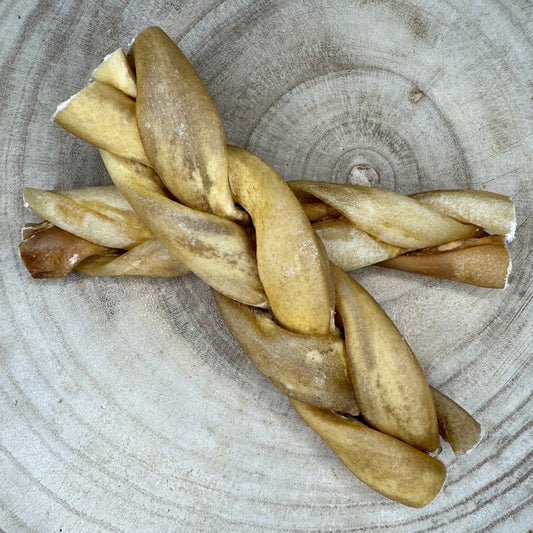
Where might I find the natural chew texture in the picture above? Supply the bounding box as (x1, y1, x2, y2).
(21, 182, 514, 289)
(20, 26, 515, 507)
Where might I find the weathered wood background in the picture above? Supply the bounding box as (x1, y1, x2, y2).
(1, 1, 531, 531)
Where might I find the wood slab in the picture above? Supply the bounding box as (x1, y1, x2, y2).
(1, 1, 531, 531)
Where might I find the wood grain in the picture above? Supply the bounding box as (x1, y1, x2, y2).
(1, 0, 532, 531)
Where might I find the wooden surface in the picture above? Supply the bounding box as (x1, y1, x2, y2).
(1, 1, 532, 531)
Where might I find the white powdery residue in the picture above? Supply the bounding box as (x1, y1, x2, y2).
(282, 266, 296, 278)
(51, 91, 79, 122)
(313, 373, 327, 387)
(177, 123, 185, 136)
(176, 221, 193, 236)
(305, 349, 323, 364)
(68, 254, 81, 268)
(298, 238, 320, 259)
(144, 122, 151, 129)
(102, 50, 114, 63)
(504, 257, 513, 289)
(506, 217, 516, 243)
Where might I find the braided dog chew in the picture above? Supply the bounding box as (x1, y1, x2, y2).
(21, 26, 495, 506)
(21, 179, 513, 288)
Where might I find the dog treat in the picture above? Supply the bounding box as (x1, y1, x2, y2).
(21, 26, 516, 506)
(21, 183, 513, 287)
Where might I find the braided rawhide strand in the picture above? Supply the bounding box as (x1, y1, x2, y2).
(22, 165, 513, 289)
(21, 27, 516, 507)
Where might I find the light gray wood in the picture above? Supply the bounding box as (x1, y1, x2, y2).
(1, 1, 531, 531)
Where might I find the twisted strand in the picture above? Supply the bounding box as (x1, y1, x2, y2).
(22, 176, 512, 288)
